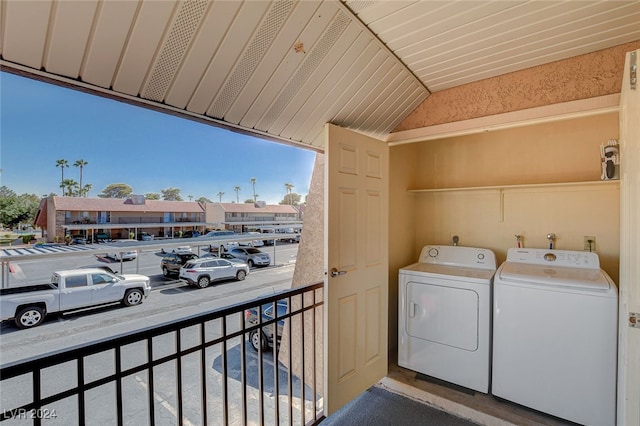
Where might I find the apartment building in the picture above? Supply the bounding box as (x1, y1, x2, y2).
(34, 196, 206, 242)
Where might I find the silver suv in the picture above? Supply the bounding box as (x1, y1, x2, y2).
(179, 258, 249, 288)
(227, 247, 271, 267)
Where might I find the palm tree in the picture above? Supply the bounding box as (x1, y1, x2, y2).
(217, 191, 225, 202)
(188, 195, 193, 201)
(233, 186, 241, 203)
(73, 159, 88, 197)
(56, 159, 68, 194)
(284, 183, 294, 204)
(61, 179, 77, 196)
(80, 183, 92, 197)
(250, 177, 257, 203)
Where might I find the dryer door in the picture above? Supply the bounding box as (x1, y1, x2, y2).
(406, 281, 479, 351)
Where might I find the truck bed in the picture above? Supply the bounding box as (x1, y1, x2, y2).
(0, 283, 57, 296)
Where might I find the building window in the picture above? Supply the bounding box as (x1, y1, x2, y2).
(98, 211, 109, 224)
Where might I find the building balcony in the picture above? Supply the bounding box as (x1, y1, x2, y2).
(0, 283, 324, 425)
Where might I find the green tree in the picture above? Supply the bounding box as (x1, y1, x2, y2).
(0, 186, 41, 228)
(55, 159, 68, 195)
(279, 192, 301, 206)
(145, 193, 161, 200)
(73, 159, 88, 197)
(161, 187, 182, 201)
(217, 191, 224, 202)
(98, 183, 133, 198)
(244, 198, 255, 203)
(233, 186, 241, 203)
(284, 183, 294, 204)
(197, 196, 212, 203)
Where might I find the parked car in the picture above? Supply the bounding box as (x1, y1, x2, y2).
(161, 252, 199, 277)
(227, 247, 271, 267)
(173, 246, 193, 254)
(240, 232, 264, 247)
(109, 250, 137, 261)
(0, 268, 150, 329)
(221, 241, 239, 251)
(71, 236, 88, 245)
(181, 230, 200, 238)
(203, 230, 235, 238)
(200, 252, 246, 264)
(138, 232, 154, 241)
(94, 232, 110, 243)
(245, 300, 287, 351)
(179, 258, 249, 288)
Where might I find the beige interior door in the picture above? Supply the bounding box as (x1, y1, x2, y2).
(618, 49, 640, 426)
(324, 123, 389, 415)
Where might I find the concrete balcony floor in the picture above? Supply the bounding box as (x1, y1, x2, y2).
(380, 361, 576, 426)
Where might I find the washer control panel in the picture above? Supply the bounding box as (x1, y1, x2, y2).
(506, 248, 600, 269)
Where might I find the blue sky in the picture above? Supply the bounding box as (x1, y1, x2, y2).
(1, 72, 316, 204)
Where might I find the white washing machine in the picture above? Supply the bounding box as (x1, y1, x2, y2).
(492, 248, 618, 426)
(398, 245, 496, 393)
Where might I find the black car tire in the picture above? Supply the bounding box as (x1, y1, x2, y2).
(250, 330, 268, 352)
(236, 270, 247, 281)
(248, 259, 254, 268)
(15, 306, 45, 329)
(197, 276, 210, 289)
(123, 289, 144, 306)
(162, 267, 171, 277)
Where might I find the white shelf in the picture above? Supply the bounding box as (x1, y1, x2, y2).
(408, 180, 619, 193)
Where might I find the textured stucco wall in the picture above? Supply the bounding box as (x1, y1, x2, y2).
(394, 40, 640, 131)
(280, 153, 324, 394)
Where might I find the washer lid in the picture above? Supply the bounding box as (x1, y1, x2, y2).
(400, 262, 495, 283)
(498, 262, 611, 291)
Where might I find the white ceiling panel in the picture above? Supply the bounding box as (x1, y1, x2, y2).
(113, 1, 176, 96)
(225, 1, 325, 125)
(164, 0, 242, 109)
(280, 27, 371, 140)
(186, 1, 272, 114)
(1, 1, 52, 68)
(2, 0, 638, 151)
(44, 1, 98, 77)
(236, 1, 334, 129)
(255, 8, 353, 132)
(82, 1, 139, 88)
(265, 21, 363, 137)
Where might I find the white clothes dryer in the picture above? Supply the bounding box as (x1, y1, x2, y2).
(492, 248, 618, 426)
(398, 245, 496, 393)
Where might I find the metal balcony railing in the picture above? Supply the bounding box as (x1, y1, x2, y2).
(0, 283, 325, 425)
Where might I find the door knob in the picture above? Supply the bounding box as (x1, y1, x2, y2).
(330, 268, 347, 277)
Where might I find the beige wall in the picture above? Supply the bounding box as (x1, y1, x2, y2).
(395, 40, 640, 130)
(205, 204, 225, 224)
(389, 112, 621, 350)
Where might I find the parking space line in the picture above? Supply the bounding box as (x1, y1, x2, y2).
(134, 375, 195, 426)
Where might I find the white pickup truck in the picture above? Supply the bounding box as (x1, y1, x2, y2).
(0, 268, 151, 329)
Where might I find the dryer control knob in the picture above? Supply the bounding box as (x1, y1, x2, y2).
(428, 248, 439, 258)
(477, 253, 485, 260)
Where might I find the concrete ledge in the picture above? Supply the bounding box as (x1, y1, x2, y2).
(377, 376, 517, 426)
